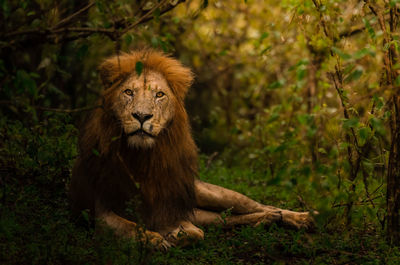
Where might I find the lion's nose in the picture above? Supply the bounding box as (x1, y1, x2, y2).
(132, 112, 153, 124)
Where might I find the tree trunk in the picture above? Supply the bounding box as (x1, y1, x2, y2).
(387, 95, 400, 243)
(385, 4, 400, 244)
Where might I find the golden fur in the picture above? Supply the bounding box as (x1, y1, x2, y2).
(70, 50, 198, 231)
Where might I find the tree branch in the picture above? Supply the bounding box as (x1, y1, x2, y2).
(51, 2, 95, 30)
(121, 0, 171, 35)
(35, 104, 102, 113)
(0, 100, 102, 113)
(2, 0, 186, 43)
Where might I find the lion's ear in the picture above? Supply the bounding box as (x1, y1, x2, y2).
(99, 58, 130, 89)
(98, 61, 115, 88)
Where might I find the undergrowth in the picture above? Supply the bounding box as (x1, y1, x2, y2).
(1, 116, 399, 265)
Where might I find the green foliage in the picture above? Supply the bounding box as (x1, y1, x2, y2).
(1, 0, 400, 263)
(135, 61, 144, 76)
(1, 147, 399, 264)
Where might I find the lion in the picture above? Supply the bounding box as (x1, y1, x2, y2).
(70, 49, 315, 249)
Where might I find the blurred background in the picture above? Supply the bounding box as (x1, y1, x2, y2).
(1, 0, 400, 264)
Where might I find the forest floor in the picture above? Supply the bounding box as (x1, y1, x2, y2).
(0, 118, 399, 265)
(2, 157, 400, 265)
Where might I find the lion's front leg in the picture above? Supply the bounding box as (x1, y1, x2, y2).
(194, 180, 316, 229)
(95, 202, 171, 250)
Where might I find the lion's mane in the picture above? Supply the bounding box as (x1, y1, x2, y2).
(70, 50, 198, 231)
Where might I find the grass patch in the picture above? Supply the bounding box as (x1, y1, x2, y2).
(1, 118, 399, 264)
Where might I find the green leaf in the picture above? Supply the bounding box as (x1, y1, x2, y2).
(260, 46, 271, 55)
(267, 113, 279, 123)
(260, 32, 269, 42)
(318, 148, 327, 154)
(124, 34, 134, 46)
(135, 61, 143, 76)
(268, 79, 285, 89)
(92, 148, 100, 156)
(219, 50, 228, 56)
(331, 47, 351, 60)
(370, 117, 386, 135)
(363, 18, 376, 40)
(343, 63, 355, 76)
(358, 127, 371, 146)
(172, 16, 180, 23)
(344, 67, 363, 83)
(158, 39, 168, 52)
(296, 66, 307, 81)
(342, 118, 359, 129)
(297, 114, 312, 125)
(353, 47, 375, 59)
(111, 136, 120, 142)
(81, 210, 89, 223)
(390, 0, 400, 7)
(395, 75, 400, 86)
(373, 95, 384, 110)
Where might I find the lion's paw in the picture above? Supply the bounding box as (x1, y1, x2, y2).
(254, 210, 283, 227)
(144, 230, 172, 251)
(165, 221, 204, 246)
(281, 210, 318, 231)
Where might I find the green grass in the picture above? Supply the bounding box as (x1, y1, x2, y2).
(1, 118, 400, 264)
(2, 163, 399, 265)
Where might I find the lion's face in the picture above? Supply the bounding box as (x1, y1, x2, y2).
(112, 70, 175, 148)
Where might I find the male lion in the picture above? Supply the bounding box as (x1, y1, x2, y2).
(70, 49, 315, 249)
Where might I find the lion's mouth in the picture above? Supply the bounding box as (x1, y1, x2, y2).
(127, 129, 155, 138)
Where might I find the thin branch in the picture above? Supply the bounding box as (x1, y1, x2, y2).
(339, 25, 365, 38)
(328, 72, 356, 175)
(51, 2, 95, 30)
(4, 27, 115, 39)
(121, 0, 171, 35)
(0, 100, 102, 113)
(206, 152, 219, 170)
(51, 27, 116, 34)
(50, 27, 115, 34)
(338, 13, 390, 38)
(332, 195, 384, 208)
(35, 105, 102, 113)
(4, 28, 46, 38)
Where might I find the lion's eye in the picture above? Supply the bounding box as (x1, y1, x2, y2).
(124, 89, 133, 96)
(156, 91, 165, 98)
